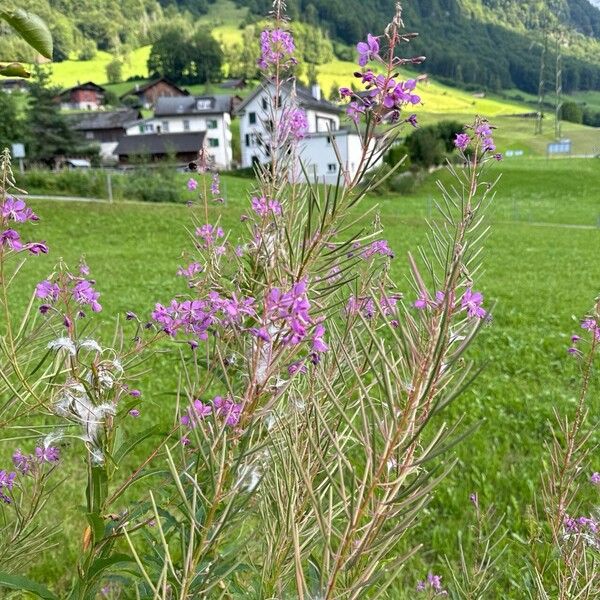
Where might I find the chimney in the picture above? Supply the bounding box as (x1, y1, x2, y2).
(311, 84, 321, 101)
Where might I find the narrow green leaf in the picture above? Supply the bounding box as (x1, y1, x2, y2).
(0, 572, 56, 599)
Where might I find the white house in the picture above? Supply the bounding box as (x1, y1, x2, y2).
(125, 95, 233, 169)
(235, 81, 379, 184)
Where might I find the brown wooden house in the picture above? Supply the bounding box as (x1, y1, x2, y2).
(114, 131, 206, 164)
(120, 77, 189, 109)
(57, 82, 105, 111)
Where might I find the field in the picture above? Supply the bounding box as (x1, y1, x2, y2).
(8, 158, 600, 593)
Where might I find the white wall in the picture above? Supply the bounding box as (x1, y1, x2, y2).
(238, 85, 341, 169)
(295, 132, 381, 185)
(125, 113, 232, 169)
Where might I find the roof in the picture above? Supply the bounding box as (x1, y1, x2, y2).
(65, 158, 91, 167)
(220, 78, 247, 89)
(154, 95, 233, 116)
(67, 109, 142, 131)
(59, 81, 105, 96)
(114, 131, 206, 156)
(120, 77, 189, 99)
(235, 81, 341, 115)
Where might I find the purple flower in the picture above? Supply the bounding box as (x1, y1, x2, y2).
(258, 29, 296, 69)
(475, 123, 492, 137)
(288, 360, 307, 375)
(72, 280, 102, 312)
(312, 323, 328, 353)
(407, 113, 418, 127)
(414, 294, 428, 310)
(285, 108, 309, 141)
(454, 133, 470, 150)
(210, 172, 220, 197)
(356, 33, 380, 67)
(461, 288, 486, 319)
(482, 137, 496, 152)
(26, 241, 49, 255)
(582, 318, 600, 341)
(361, 239, 394, 259)
(177, 262, 203, 278)
(470, 492, 479, 508)
(129, 409, 140, 418)
(126, 311, 137, 320)
(187, 178, 198, 191)
(195, 223, 224, 246)
(35, 446, 60, 463)
(12, 449, 32, 474)
(213, 396, 242, 426)
(251, 196, 282, 217)
(493, 153, 503, 161)
(0, 470, 16, 504)
(347, 101, 365, 124)
(36, 280, 60, 301)
(417, 573, 447, 596)
(339, 87, 352, 98)
(129, 389, 142, 398)
(0, 228, 23, 251)
(1, 198, 37, 222)
(591, 472, 600, 485)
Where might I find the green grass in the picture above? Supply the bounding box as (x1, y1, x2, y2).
(48, 46, 151, 89)
(7, 159, 600, 593)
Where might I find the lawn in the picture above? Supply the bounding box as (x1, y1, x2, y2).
(6, 158, 600, 594)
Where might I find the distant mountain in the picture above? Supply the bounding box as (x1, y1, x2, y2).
(239, 0, 600, 94)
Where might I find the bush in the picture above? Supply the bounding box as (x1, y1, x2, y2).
(560, 101, 583, 124)
(77, 39, 97, 61)
(389, 171, 419, 194)
(105, 59, 123, 84)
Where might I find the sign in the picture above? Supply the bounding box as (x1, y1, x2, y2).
(505, 150, 524, 157)
(11, 143, 25, 158)
(547, 140, 571, 155)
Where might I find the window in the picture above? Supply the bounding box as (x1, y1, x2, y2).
(245, 134, 250, 147)
(162, 121, 170, 133)
(138, 125, 144, 133)
(144, 123, 154, 133)
(207, 119, 218, 129)
(85, 131, 94, 140)
(249, 112, 257, 124)
(261, 97, 268, 110)
(208, 138, 219, 148)
(196, 99, 212, 110)
(183, 120, 190, 131)
(327, 163, 337, 173)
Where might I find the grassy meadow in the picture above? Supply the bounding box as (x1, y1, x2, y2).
(7, 157, 599, 594)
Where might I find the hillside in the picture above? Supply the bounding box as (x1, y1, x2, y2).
(236, 0, 600, 94)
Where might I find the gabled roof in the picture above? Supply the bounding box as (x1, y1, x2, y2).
(120, 77, 189, 99)
(235, 81, 341, 115)
(154, 95, 233, 116)
(58, 81, 105, 96)
(114, 131, 206, 156)
(67, 108, 142, 131)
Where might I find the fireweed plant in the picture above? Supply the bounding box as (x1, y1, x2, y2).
(0, 2, 541, 598)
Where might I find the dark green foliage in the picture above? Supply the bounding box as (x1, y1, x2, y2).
(0, 92, 23, 148)
(25, 67, 86, 166)
(405, 121, 463, 169)
(560, 100, 584, 123)
(582, 107, 600, 126)
(105, 59, 123, 84)
(237, 0, 600, 94)
(148, 26, 223, 84)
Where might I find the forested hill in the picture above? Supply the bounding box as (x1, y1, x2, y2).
(237, 0, 600, 94)
(3, 0, 600, 95)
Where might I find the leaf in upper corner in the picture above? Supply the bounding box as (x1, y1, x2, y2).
(0, 9, 53, 59)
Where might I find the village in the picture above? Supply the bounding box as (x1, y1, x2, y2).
(2, 75, 376, 183)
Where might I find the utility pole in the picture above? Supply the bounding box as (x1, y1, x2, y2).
(535, 26, 548, 135)
(554, 29, 563, 140)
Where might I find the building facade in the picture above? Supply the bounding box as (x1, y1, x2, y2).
(58, 82, 105, 111)
(124, 95, 233, 169)
(120, 78, 188, 109)
(235, 82, 378, 183)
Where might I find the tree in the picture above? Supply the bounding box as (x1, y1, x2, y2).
(25, 67, 81, 167)
(189, 28, 223, 84)
(105, 58, 123, 84)
(148, 26, 222, 84)
(0, 91, 23, 149)
(147, 25, 193, 82)
(560, 100, 583, 124)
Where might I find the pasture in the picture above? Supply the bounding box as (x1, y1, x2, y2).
(10, 157, 600, 593)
